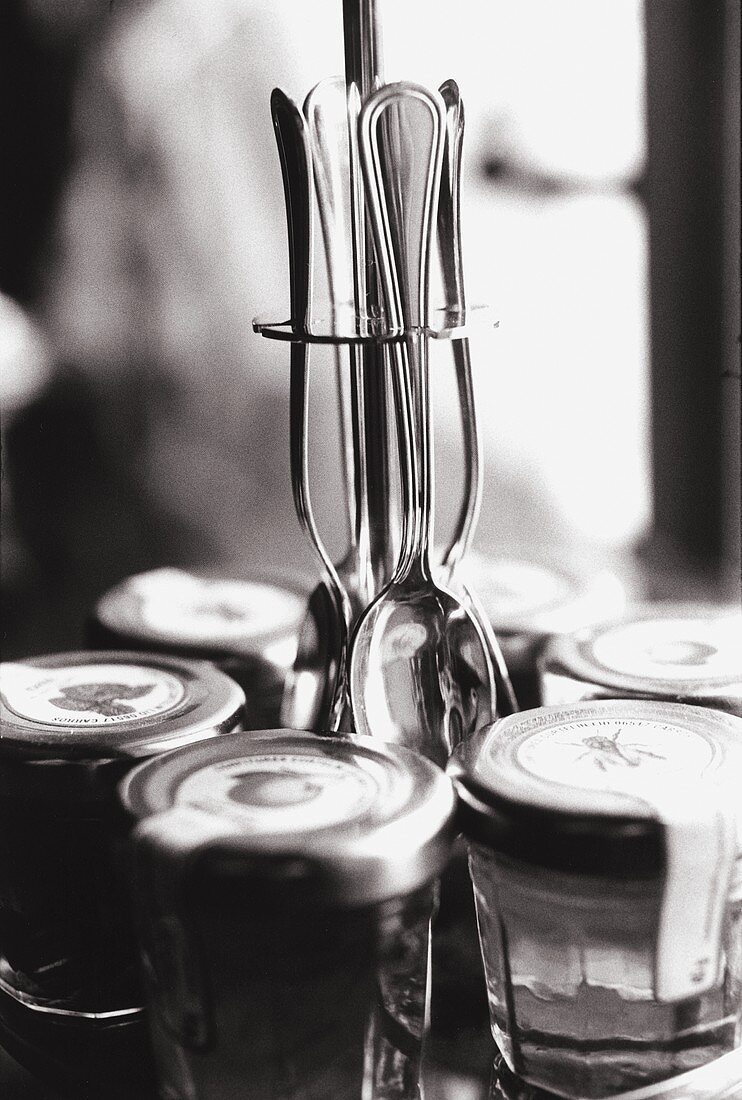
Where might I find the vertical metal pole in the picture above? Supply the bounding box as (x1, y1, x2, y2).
(342, 0, 395, 592)
(342, 0, 384, 101)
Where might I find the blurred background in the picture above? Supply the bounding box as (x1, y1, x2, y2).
(1, 0, 740, 661)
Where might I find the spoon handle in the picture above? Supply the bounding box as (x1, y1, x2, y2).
(435, 80, 518, 716)
(272, 89, 323, 559)
(358, 82, 446, 578)
(303, 77, 374, 609)
(271, 88, 349, 731)
(271, 88, 312, 329)
(304, 80, 357, 568)
(303, 77, 357, 327)
(437, 79, 482, 579)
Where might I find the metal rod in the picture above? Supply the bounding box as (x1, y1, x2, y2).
(342, 0, 384, 99)
(343, 0, 395, 591)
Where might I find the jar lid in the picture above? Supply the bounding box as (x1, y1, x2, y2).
(0, 652, 245, 761)
(540, 602, 742, 713)
(90, 569, 307, 670)
(459, 554, 626, 666)
(449, 699, 742, 1003)
(448, 699, 742, 867)
(119, 730, 457, 906)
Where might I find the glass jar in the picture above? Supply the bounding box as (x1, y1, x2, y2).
(539, 603, 742, 717)
(88, 567, 307, 726)
(459, 554, 626, 708)
(118, 729, 457, 1100)
(448, 700, 742, 1099)
(0, 651, 244, 1097)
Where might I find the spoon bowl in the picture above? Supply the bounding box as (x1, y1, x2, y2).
(281, 579, 347, 731)
(350, 570, 495, 766)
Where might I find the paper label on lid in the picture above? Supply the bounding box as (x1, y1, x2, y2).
(517, 718, 716, 791)
(174, 753, 382, 833)
(591, 616, 742, 683)
(118, 569, 304, 643)
(1, 662, 185, 726)
(516, 717, 737, 1002)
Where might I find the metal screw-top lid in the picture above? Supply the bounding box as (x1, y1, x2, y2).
(448, 699, 742, 870)
(449, 700, 742, 1003)
(0, 651, 245, 761)
(459, 553, 626, 669)
(119, 730, 457, 906)
(539, 602, 742, 715)
(90, 568, 307, 670)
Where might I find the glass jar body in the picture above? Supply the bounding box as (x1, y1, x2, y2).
(140, 872, 436, 1100)
(0, 765, 141, 1016)
(469, 844, 742, 1099)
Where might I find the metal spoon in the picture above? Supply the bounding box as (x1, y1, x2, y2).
(436, 78, 518, 716)
(271, 88, 350, 733)
(349, 82, 496, 766)
(303, 76, 373, 622)
(437, 78, 481, 581)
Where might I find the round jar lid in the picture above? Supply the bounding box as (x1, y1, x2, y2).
(459, 554, 626, 665)
(448, 699, 742, 872)
(90, 569, 307, 668)
(119, 730, 457, 906)
(540, 602, 742, 713)
(0, 651, 245, 761)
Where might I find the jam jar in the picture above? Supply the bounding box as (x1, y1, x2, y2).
(88, 567, 307, 726)
(539, 603, 742, 717)
(459, 554, 626, 708)
(448, 699, 742, 1099)
(0, 651, 244, 1098)
(118, 729, 457, 1100)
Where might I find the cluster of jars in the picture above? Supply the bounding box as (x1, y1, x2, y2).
(0, 559, 740, 1100)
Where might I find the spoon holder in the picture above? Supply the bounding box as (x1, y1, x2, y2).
(252, 305, 497, 344)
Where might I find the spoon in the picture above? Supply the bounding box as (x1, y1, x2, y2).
(303, 76, 373, 623)
(437, 78, 481, 582)
(271, 88, 350, 733)
(349, 82, 496, 766)
(436, 78, 518, 716)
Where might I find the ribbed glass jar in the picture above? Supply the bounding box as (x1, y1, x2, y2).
(119, 730, 457, 1100)
(448, 700, 742, 1099)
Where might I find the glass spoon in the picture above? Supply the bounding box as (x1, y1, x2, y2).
(271, 88, 350, 733)
(349, 82, 496, 766)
